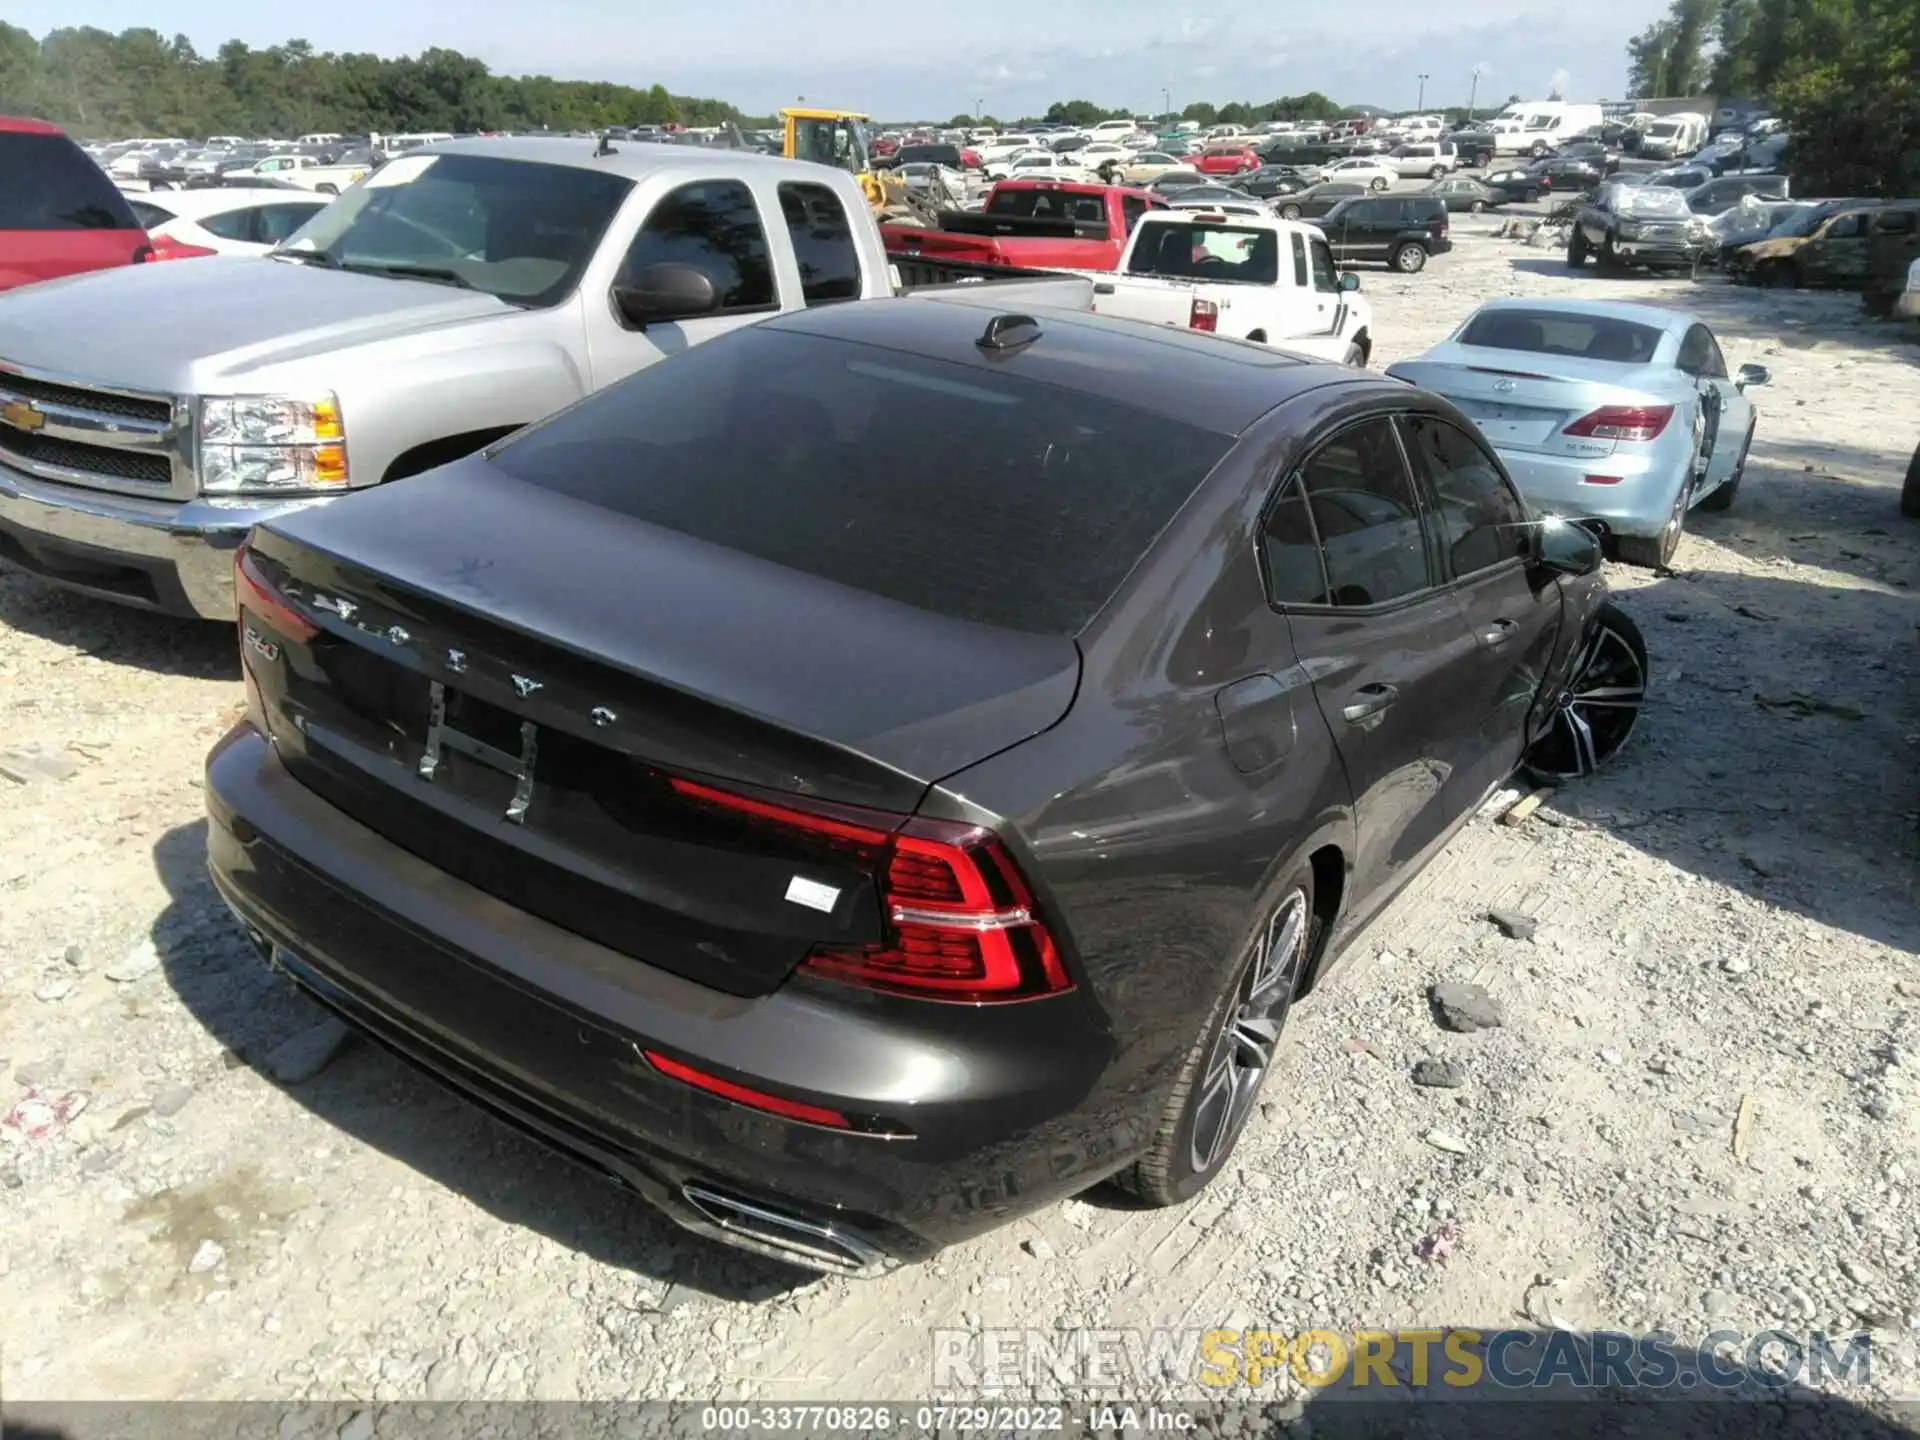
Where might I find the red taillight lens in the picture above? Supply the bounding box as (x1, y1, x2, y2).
(668, 777, 1073, 1003)
(1563, 404, 1673, 442)
(1190, 298, 1219, 332)
(130, 243, 154, 265)
(148, 234, 217, 262)
(235, 537, 319, 644)
(1581, 473, 1625, 485)
(643, 1050, 851, 1129)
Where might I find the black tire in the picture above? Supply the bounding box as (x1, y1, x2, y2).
(1391, 242, 1428, 273)
(1114, 863, 1319, 1206)
(1758, 260, 1797, 289)
(1469, 199, 1486, 213)
(1697, 417, 1754, 512)
(1370, 176, 1389, 192)
(1524, 187, 1541, 203)
(1524, 603, 1648, 782)
(1474, 150, 1491, 168)
(1597, 233, 1622, 271)
(1567, 228, 1589, 267)
(1342, 341, 1366, 367)
(1279, 203, 1302, 220)
(1902, 443, 1920, 519)
(1428, 165, 1447, 180)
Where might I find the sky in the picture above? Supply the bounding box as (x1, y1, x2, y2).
(12, 0, 1676, 119)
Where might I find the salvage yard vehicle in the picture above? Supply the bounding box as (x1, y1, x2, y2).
(1424, 176, 1504, 213)
(881, 179, 1164, 272)
(1323, 156, 1396, 191)
(0, 140, 1091, 620)
(1864, 221, 1920, 319)
(1482, 167, 1547, 205)
(1085, 209, 1372, 363)
(1388, 299, 1768, 568)
(1745, 200, 1917, 291)
(124, 188, 329, 260)
(1, 116, 154, 291)
(233, 152, 370, 196)
(1567, 182, 1706, 272)
(1276, 181, 1368, 220)
(1196, 145, 1262, 177)
(1317, 194, 1452, 272)
(1388, 143, 1459, 180)
(205, 294, 1641, 1273)
(1107, 151, 1189, 184)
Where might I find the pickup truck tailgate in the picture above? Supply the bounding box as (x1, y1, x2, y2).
(1087, 274, 1355, 363)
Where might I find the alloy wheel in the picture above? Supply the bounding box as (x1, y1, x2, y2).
(1526, 617, 1647, 779)
(1187, 890, 1308, 1175)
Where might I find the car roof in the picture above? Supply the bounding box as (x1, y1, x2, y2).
(1466, 296, 1693, 333)
(761, 296, 1352, 437)
(413, 134, 855, 187)
(0, 116, 68, 136)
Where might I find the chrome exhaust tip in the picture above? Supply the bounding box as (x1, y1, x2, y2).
(680, 1184, 893, 1278)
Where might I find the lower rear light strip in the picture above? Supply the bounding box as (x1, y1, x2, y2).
(644, 1050, 852, 1130)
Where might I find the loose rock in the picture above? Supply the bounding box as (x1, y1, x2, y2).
(263, 1019, 353, 1085)
(105, 938, 161, 984)
(187, 1239, 226, 1275)
(1430, 982, 1505, 1033)
(150, 1084, 193, 1118)
(1411, 1058, 1466, 1089)
(1487, 909, 1537, 942)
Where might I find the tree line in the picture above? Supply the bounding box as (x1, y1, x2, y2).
(1626, 0, 1917, 194)
(0, 25, 759, 138)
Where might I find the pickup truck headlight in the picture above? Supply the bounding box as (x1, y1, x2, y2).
(1615, 221, 1643, 240)
(198, 393, 348, 494)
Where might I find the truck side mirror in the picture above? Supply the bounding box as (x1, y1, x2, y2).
(1339, 272, 1361, 292)
(612, 263, 719, 328)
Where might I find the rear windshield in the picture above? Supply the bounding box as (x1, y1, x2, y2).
(488, 326, 1233, 635)
(985, 188, 1108, 226)
(1128, 221, 1279, 284)
(897, 145, 962, 167)
(1458, 309, 1664, 363)
(0, 133, 141, 231)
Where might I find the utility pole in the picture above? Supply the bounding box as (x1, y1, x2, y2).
(1417, 74, 1429, 111)
(1162, 88, 1171, 123)
(1467, 67, 1483, 121)
(975, 98, 983, 120)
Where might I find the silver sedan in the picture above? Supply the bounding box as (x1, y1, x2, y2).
(1387, 298, 1769, 567)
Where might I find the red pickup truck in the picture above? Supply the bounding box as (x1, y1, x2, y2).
(881, 179, 1166, 271)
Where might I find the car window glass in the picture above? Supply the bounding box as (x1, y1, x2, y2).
(620, 179, 774, 313)
(777, 182, 860, 306)
(1827, 214, 1867, 239)
(1676, 325, 1713, 375)
(197, 207, 254, 242)
(1290, 231, 1308, 287)
(1262, 474, 1331, 606)
(0, 132, 141, 231)
(127, 200, 173, 228)
(254, 203, 320, 243)
(1308, 238, 1340, 293)
(1874, 209, 1917, 235)
(1701, 332, 1729, 378)
(1294, 418, 1431, 607)
(1400, 415, 1530, 577)
(1121, 195, 1149, 232)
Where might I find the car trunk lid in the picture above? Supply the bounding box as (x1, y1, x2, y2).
(242, 461, 1081, 998)
(1390, 350, 1667, 456)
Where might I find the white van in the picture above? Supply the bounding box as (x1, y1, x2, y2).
(1492, 102, 1605, 155)
(1639, 112, 1709, 159)
(1089, 119, 1140, 139)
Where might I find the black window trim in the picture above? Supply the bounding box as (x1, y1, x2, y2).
(1393, 412, 1534, 585)
(613, 179, 783, 330)
(1255, 409, 1445, 616)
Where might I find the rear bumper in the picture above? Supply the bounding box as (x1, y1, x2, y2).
(1494, 444, 1686, 540)
(203, 725, 1116, 1268)
(0, 461, 326, 620)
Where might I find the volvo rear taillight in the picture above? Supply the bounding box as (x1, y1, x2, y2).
(1190, 298, 1219, 332)
(234, 537, 318, 730)
(669, 777, 1073, 1003)
(1563, 404, 1673, 442)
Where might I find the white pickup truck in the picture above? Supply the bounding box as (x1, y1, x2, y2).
(236, 153, 371, 195)
(1083, 209, 1374, 365)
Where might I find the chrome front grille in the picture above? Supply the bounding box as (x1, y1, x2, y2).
(0, 365, 188, 498)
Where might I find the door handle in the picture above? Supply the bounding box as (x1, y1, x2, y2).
(1480, 618, 1516, 646)
(1341, 683, 1399, 723)
(1093, 282, 1114, 294)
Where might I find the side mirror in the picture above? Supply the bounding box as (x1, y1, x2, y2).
(612, 263, 718, 328)
(1534, 517, 1604, 577)
(1339, 272, 1361, 292)
(1735, 363, 1771, 389)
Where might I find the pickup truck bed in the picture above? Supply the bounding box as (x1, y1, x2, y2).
(882, 179, 1164, 272)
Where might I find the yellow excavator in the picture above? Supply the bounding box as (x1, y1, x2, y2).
(779, 108, 933, 224)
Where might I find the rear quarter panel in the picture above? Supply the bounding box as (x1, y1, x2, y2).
(0, 229, 147, 291)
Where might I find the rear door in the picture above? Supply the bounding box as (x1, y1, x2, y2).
(1799, 210, 1872, 286)
(1260, 414, 1490, 906)
(1679, 323, 1751, 495)
(1398, 413, 1559, 796)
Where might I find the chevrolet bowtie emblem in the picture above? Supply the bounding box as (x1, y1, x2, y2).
(0, 398, 46, 433)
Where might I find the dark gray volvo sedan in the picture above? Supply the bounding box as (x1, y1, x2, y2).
(205, 296, 1646, 1273)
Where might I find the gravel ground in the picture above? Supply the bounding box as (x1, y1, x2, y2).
(1, 228, 1917, 1420)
